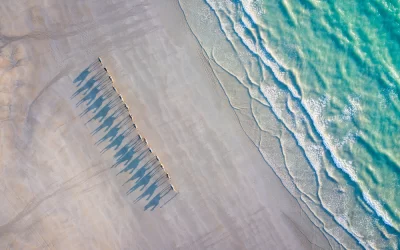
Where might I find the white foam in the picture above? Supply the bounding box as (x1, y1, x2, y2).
(242, 0, 265, 17)
(340, 96, 361, 121)
(363, 191, 395, 227)
(329, 132, 358, 149)
(304, 95, 330, 128)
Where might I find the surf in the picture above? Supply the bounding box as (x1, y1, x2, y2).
(179, 0, 400, 248)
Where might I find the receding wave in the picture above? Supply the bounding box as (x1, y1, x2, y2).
(179, 0, 400, 249)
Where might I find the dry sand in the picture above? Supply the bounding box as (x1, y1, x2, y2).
(0, 0, 333, 249)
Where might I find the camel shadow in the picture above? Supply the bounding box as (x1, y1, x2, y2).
(73, 60, 102, 87)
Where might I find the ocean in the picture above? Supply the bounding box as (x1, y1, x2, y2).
(179, 0, 400, 249)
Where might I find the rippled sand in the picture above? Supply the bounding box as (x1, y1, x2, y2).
(0, 0, 332, 249)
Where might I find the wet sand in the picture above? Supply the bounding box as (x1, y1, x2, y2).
(0, 0, 333, 249)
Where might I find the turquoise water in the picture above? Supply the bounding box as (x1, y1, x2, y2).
(180, 0, 399, 249)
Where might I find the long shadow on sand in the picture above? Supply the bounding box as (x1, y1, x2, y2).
(73, 61, 102, 86)
(71, 59, 177, 211)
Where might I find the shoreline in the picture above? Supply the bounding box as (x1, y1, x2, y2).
(177, 0, 399, 249)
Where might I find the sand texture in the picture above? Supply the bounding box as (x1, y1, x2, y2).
(0, 0, 333, 249)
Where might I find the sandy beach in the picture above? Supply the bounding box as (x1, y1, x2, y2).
(0, 0, 335, 249)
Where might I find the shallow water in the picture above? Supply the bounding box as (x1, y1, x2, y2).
(180, 0, 400, 248)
